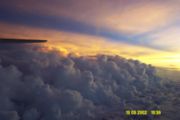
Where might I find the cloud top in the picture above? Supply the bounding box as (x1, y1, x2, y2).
(0, 44, 179, 120)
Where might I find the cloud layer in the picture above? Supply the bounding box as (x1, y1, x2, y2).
(0, 0, 180, 70)
(0, 0, 178, 34)
(0, 44, 179, 120)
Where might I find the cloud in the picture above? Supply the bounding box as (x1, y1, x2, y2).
(147, 26, 180, 51)
(0, 0, 180, 70)
(0, 22, 159, 56)
(98, 3, 174, 34)
(0, 111, 19, 120)
(1, 22, 180, 70)
(0, 44, 179, 120)
(0, 0, 178, 34)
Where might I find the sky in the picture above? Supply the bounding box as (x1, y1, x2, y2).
(0, 0, 180, 70)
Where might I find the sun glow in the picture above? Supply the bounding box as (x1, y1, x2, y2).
(0, 22, 180, 70)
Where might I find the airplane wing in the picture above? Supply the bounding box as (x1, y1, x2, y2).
(0, 38, 47, 43)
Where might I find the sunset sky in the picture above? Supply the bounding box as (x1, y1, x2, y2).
(0, 0, 180, 70)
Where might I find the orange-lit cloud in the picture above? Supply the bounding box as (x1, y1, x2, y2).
(0, 22, 180, 70)
(0, 0, 180, 70)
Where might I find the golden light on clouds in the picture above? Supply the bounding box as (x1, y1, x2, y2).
(1, 22, 179, 70)
(139, 52, 180, 70)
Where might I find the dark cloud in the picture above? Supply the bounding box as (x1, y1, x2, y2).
(0, 44, 179, 120)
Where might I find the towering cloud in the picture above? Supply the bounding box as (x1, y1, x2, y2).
(0, 44, 179, 120)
